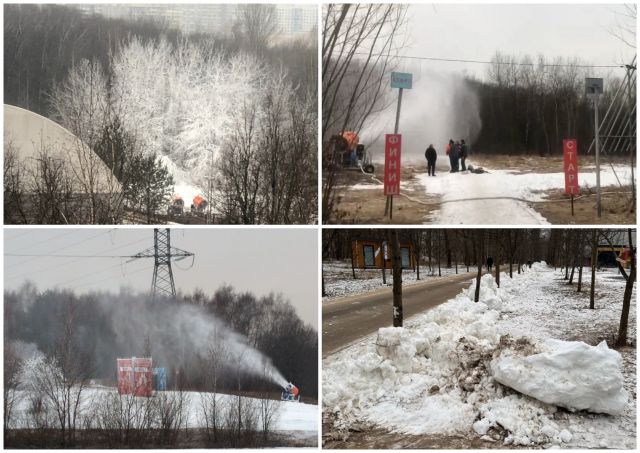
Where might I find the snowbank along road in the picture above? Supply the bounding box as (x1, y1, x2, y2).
(417, 164, 631, 224)
(323, 263, 635, 449)
(323, 271, 480, 357)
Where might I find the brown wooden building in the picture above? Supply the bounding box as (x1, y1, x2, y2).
(351, 238, 415, 269)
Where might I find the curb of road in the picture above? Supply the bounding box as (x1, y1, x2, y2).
(322, 271, 480, 308)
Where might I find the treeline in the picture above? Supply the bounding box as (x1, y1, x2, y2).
(4, 4, 316, 116)
(469, 53, 630, 155)
(4, 4, 317, 225)
(324, 228, 635, 347)
(4, 285, 318, 398)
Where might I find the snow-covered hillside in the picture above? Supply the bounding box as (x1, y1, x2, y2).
(323, 263, 635, 448)
(11, 386, 317, 434)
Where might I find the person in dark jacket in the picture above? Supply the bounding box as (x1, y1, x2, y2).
(460, 139, 468, 171)
(447, 139, 459, 172)
(486, 256, 494, 271)
(425, 144, 437, 176)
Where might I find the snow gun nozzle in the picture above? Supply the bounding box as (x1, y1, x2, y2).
(281, 382, 300, 401)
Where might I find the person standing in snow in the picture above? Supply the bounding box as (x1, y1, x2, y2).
(486, 256, 494, 271)
(425, 144, 437, 176)
(460, 139, 468, 171)
(448, 139, 460, 172)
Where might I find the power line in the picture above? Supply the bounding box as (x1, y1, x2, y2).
(354, 52, 625, 68)
(69, 263, 155, 292)
(6, 254, 138, 258)
(6, 230, 76, 254)
(5, 235, 150, 282)
(5, 229, 115, 271)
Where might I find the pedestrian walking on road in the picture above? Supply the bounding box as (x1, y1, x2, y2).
(460, 139, 468, 171)
(486, 256, 494, 271)
(425, 144, 437, 176)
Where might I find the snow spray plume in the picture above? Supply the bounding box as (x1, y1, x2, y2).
(101, 294, 289, 389)
(360, 67, 482, 163)
(5, 287, 289, 390)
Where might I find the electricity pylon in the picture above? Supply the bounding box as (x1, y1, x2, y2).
(129, 228, 194, 300)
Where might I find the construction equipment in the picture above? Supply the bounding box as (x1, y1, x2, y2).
(281, 382, 300, 402)
(324, 131, 375, 174)
(167, 196, 184, 216)
(191, 195, 208, 216)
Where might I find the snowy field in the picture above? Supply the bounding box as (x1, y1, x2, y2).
(418, 164, 632, 224)
(323, 263, 636, 448)
(323, 260, 479, 301)
(10, 387, 318, 434)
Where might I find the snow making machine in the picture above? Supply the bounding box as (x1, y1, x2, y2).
(324, 131, 375, 174)
(167, 195, 185, 216)
(281, 382, 300, 402)
(190, 195, 208, 216)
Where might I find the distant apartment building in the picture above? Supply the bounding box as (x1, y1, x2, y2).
(75, 4, 316, 38)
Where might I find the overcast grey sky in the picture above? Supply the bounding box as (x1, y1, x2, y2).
(4, 228, 318, 328)
(397, 4, 635, 78)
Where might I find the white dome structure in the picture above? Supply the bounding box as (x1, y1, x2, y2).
(4, 104, 123, 223)
(4, 104, 121, 194)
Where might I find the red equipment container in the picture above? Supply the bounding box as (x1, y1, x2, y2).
(117, 357, 153, 397)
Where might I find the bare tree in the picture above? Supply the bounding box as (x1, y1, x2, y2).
(321, 4, 408, 222)
(235, 5, 279, 52)
(4, 343, 22, 430)
(32, 297, 92, 446)
(617, 228, 635, 346)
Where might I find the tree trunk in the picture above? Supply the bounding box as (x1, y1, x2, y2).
(577, 261, 583, 292)
(474, 231, 484, 302)
(590, 230, 597, 309)
(350, 240, 357, 279)
(390, 230, 403, 327)
(444, 230, 452, 268)
(616, 229, 635, 347)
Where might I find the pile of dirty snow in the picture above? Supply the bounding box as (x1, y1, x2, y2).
(323, 267, 635, 447)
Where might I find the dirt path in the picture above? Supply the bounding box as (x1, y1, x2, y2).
(325, 156, 634, 225)
(323, 271, 478, 357)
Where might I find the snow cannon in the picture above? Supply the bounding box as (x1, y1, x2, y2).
(325, 131, 374, 174)
(191, 195, 208, 215)
(281, 382, 300, 402)
(167, 196, 184, 216)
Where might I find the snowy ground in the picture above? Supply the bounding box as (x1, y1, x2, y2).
(323, 260, 479, 301)
(418, 164, 632, 224)
(323, 263, 636, 448)
(11, 386, 318, 434)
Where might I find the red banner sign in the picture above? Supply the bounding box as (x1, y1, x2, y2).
(117, 358, 153, 397)
(384, 134, 402, 196)
(563, 139, 579, 195)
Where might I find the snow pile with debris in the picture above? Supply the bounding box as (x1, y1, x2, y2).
(323, 264, 636, 448)
(491, 339, 628, 415)
(323, 281, 504, 435)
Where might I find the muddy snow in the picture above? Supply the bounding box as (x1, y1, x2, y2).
(322, 263, 636, 448)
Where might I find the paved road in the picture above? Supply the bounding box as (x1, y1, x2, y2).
(323, 271, 480, 357)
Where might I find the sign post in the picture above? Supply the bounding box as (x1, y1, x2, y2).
(586, 77, 603, 218)
(384, 72, 412, 219)
(563, 139, 579, 216)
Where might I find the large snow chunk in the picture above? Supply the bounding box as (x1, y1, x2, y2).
(376, 327, 418, 373)
(491, 340, 628, 415)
